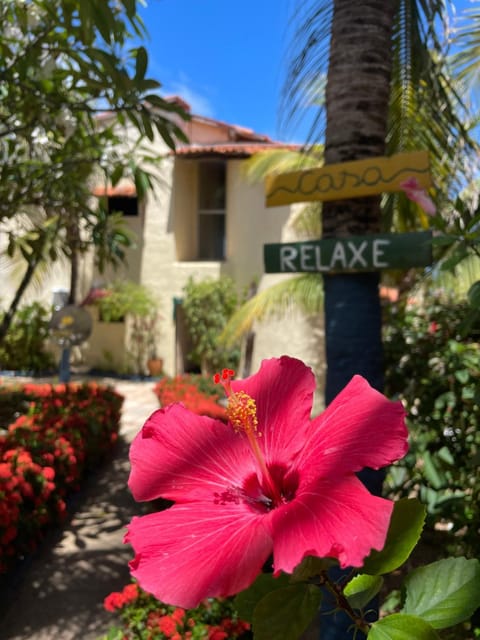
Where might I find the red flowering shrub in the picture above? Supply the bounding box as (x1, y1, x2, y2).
(0, 382, 123, 573)
(153, 375, 226, 422)
(101, 581, 250, 640)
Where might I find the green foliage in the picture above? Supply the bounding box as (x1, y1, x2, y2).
(97, 281, 158, 323)
(344, 574, 384, 611)
(252, 584, 322, 640)
(95, 281, 160, 376)
(102, 582, 250, 639)
(0, 302, 55, 372)
(182, 276, 241, 374)
(362, 498, 426, 575)
(235, 573, 291, 622)
(221, 274, 323, 346)
(403, 557, 480, 630)
(383, 295, 480, 557)
(0, 0, 188, 223)
(369, 614, 440, 639)
(230, 499, 480, 638)
(235, 573, 321, 640)
(0, 0, 188, 340)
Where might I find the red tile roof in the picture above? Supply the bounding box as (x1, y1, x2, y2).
(175, 142, 300, 158)
(92, 183, 136, 197)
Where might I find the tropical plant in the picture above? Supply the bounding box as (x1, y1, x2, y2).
(182, 276, 241, 376)
(96, 281, 158, 323)
(94, 280, 161, 376)
(224, 2, 479, 405)
(0, 0, 188, 342)
(256, 3, 480, 638)
(383, 294, 480, 559)
(0, 302, 55, 373)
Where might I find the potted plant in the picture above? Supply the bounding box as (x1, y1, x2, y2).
(134, 311, 164, 377)
(91, 281, 163, 376)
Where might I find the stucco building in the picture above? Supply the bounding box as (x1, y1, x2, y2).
(3, 97, 326, 400)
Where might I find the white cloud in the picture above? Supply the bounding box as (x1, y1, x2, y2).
(140, 50, 217, 118)
(167, 74, 216, 118)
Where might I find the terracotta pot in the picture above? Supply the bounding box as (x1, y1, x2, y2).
(147, 358, 164, 377)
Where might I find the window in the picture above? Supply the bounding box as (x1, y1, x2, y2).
(107, 195, 138, 216)
(197, 161, 226, 260)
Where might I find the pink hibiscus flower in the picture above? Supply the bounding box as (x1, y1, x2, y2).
(125, 356, 407, 609)
(399, 177, 436, 215)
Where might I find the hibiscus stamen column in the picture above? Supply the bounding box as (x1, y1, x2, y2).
(214, 369, 282, 506)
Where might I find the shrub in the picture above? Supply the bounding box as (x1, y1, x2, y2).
(153, 376, 226, 422)
(182, 277, 241, 375)
(383, 295, 480, 557)
(96, 281, 158, 323)
(101, 581, 251, 640)
(0, 302, 55, 373)
(0, 382, 123, 572)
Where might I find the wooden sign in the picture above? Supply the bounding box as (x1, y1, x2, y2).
(264, 231, 432, 274)
(265, 151, 432, 207)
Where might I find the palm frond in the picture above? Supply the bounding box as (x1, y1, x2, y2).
(220, 274, 323, 346)
(280, 0, 333, 141)
(389, 0, 478, 201)
(282, 0, 479, 231)
(241, 147, 323, 184)
(451, 7, 480, 92)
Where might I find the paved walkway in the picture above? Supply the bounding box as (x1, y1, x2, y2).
(0, 379, 160, 640)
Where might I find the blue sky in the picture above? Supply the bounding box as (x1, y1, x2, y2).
(137, 0, 476, 143)
(138, 0, 296, 141)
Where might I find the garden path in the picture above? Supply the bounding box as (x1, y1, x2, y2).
(0, 378, 159, 640)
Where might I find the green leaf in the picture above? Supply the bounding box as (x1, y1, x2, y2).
(234, 572, 291, 622)
(467, 280, 480, 309)
(431, 235, 456, 247)
(135, 46, 148, 80)
(252, 584, 322, 640)
(290, 555, 336, 582)
(369, 613, 439, 639)
(344, 574, 383, 610)
(436, 446, 454, 466)
(110, 165, 124, 186)
(422, 450, 445, 490)
(362, 498, 426, 575)
(454, 368, 470, 384)
(403, 557, 480, 629)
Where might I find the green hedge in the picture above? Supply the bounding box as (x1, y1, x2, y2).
(383, 296, 480, 558)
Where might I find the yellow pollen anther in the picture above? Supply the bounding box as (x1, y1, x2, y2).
(214, 366, 282, 505)
(226, 391, 258, 434)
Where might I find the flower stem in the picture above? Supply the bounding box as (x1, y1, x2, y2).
(319, 571, 371, 636)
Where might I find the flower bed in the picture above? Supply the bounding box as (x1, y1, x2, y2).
(153, 375, 226, 422)
(0, 382, 123, 573)
(101, 581, 250, 640)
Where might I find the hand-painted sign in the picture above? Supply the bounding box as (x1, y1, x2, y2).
(264, 231, 432, 273)
(265, 151, 432, 207)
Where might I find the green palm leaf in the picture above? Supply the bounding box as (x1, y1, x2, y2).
(220, 274, 323, 345)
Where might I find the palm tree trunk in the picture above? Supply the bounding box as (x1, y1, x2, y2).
(323, 0, 396, 400)
(0, 255, 41, 343)
(318, 2, 396, 638)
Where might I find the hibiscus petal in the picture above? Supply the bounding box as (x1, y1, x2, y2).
(271, 475, 393, 573)
(295, 375, 407, 480)
(125, 502, 272, 608)
(232, 356, 315, 465)
(128, 404, 255, 502)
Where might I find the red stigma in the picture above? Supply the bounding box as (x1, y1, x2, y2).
(214, 369, 235, 385)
